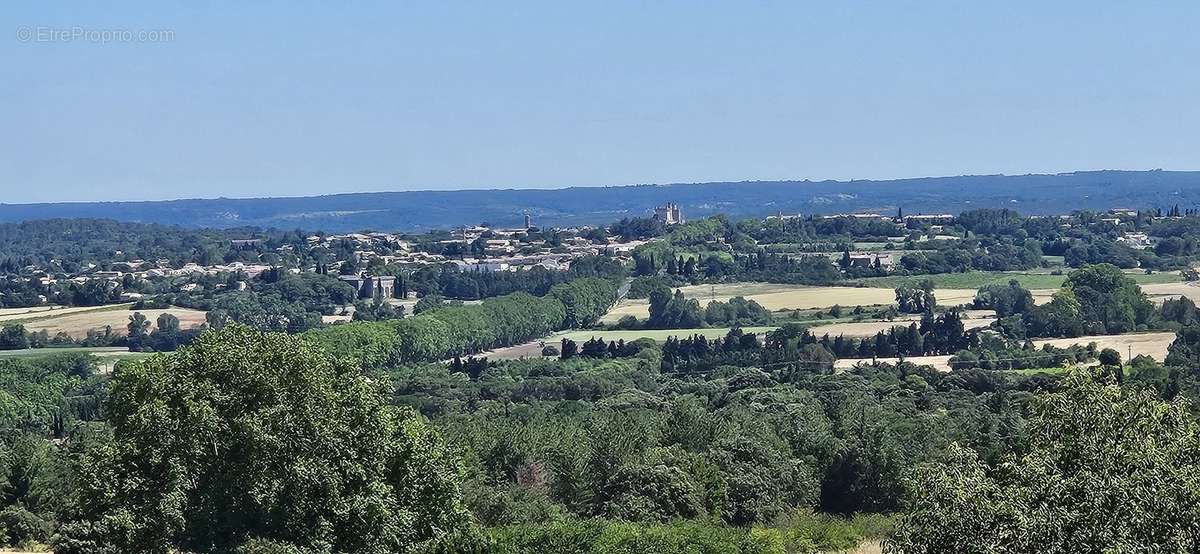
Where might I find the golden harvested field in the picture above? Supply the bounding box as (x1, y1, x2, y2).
(603, 282, 1055, 323)
(21, 307, 208, 339)
(1141, 282, 1200, 303)
(808, 312, 994, 338)
(0, 304, 122, 322)
(1033, 332, 1175, 361)
(834, 332, 1177, 373)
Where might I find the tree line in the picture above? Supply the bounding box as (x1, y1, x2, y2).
(306, 277, 619, 368)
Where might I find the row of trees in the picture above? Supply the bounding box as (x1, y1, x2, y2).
(654, 312, 976, 375)
(306, 277, 620, 368)
(631, 245, 842, 286)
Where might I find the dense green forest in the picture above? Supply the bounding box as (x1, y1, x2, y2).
(4, 312, 1200, 552)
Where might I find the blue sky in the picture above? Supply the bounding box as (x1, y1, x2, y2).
(3, 1, 1199, 203)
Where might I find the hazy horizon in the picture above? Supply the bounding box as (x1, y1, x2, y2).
(2, 167, 1193, 206)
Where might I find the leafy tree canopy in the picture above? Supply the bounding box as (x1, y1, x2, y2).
(57, 325, 471, 553)
(890, 369, 1200, 553)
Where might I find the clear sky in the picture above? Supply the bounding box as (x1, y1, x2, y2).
(3, 1, 1199, 203)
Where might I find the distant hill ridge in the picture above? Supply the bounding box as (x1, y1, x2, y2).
(4, 170, 1199, 232)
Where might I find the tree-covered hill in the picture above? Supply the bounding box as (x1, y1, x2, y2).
(4, 170, 1200, 232)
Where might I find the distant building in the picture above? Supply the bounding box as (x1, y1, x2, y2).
(230, 239, 262, 249)
(339, 274, 396, 300)
(654, 202, 684, 225)
(845, 252, 895, 269)
(822, 213, 888, 221)
(484, 239, 516, 256)
(524, 213, 533, 229)
(903, 214, 955, 225)
(605, 241, 646, 256)
(1117, 233, 1154, 250)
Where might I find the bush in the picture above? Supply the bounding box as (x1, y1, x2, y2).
(1098, 348, 1121, 366)
(772, 509, 893, 552)
(234, 538, 323, 554)
(616, 315, 641, 330)
(0, 504, 51, 547)
(486, 520, 790, 554)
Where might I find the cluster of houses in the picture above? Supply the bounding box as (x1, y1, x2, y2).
(14, 203, 1189, 310)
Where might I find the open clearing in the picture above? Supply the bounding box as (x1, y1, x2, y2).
(0, 304, 129, 323)
(834, 331, 1177, 372)
(19, 307, 208, 339)
(1141, 282, 1200, 303)
(604, 270, 1182, 324)
(851, 270, 1179, 290)
(1034, 332, 1175, 361)
(808, 312, 995, 337)
(602, 282, 1041, 323)
(482, 314, 997, 360)
(0, 346, 154, 363)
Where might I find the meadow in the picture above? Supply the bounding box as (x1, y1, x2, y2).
(603, 282, 1005, 323)
(20, 307, 207, 339)
(0, 345, 155, 369)
(850, 269, 1180, 290)
(832, 332, 1177, 373)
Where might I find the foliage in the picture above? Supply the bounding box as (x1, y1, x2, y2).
(647, 287, 704, 329)
(972, 280, 1034, 318)
(405, 257, 624, 301)
(894, 281, 935, 314)
(306, 278, 618, 367)
(56, 325, 471, 552)
(889, 369, 1200, 553)
(1062, 263, 1156, 334)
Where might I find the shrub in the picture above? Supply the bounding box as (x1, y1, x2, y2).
(0, 505, 51, 547)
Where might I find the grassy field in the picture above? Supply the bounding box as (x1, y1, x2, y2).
(831, 332, 1177, 373)
(1033, 332, 1175, 361)
(808, 313, 994, 337)
(1140, 282, 1200, 303)
(0, 304, 130, 323)
(602, 270, 1185, 325)
(15, 306, 208, 339)
(850, 270, 1179, 290)
(0, 345, 154, 363)
(602, 282, 991, 323)
(606, 283, 950, 323)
